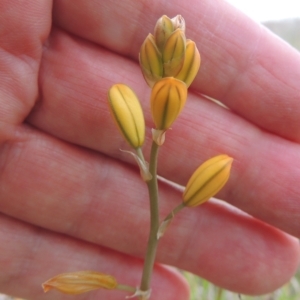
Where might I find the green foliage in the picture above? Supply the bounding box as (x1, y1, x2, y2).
(183, 269, 300, 300)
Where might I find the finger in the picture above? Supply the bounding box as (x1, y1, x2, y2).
(52, 0, 300, 141)
(0, 0, 51, 128)
(0, 214, 189, 300)
(28, 29, 300, 238)
(0, 125, 298, 295)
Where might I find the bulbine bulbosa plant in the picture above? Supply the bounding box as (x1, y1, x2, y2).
(42, 15, 233, 300)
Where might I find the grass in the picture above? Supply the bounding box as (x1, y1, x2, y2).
(183, 268, 300, 300)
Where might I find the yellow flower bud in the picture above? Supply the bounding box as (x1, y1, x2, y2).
(176, 40, 201, 87)
(108, 84, 145, 149)
(154, 15, 174, 52)
(150, 77, 187, 130)
(162, 29, 186, 77)
(139, 33, 163, 87)
(183, 155, 233, 207)
(42, 271, 117, 295)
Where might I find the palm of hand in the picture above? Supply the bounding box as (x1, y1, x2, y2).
(1, 1, 300, 299)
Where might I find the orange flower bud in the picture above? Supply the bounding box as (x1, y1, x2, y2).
(162, 29, 186, 77)
(154, 15, 174, 52)
(42, 271, 117, 295)
(150, 77, 187, 130)
(139, 33, 163, 87)
(176, 40, 201, 87)
(183, 155, 233, 207)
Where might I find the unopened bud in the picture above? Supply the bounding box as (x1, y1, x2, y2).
(150, 77, 187, 130)
(176, 40, 201, 87)
(154, 15, 174, 52)
(42, 271, 117, 295)
(139, 34, 163, 87)
(183, 155, 233, 207)
(108, 84, 145, 149)
(162, 29, 186, 77)
(171, 15, 186, 32)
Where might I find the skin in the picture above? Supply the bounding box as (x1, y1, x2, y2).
(1, 0, 300, 299)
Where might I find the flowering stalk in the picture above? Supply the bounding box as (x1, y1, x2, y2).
(139, 142, 160, 296)
(138, 15, 200, 297)
(42, 14, 233, 300)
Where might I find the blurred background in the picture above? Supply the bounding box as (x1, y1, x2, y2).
(227, 0, 300, 51)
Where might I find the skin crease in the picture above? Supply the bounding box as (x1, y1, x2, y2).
(0, 0, 300, 299)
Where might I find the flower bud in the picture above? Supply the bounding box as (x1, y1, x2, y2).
(150, 77, 187, 130)
(171, 15, 186, 32)
(183, 155, 233, 207)
(162, 29, 186, 77)
(139, 33, 163, 87)
(176, 40, 201, 87)
(154, 15, 174, 52)
(108, 84, 145, 149)
(42, 271, 117, 295)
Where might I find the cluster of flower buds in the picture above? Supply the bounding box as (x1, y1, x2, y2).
(139, 15, 200, 88)
(107, 15, 201, 151)
(140, 15, 200, 134)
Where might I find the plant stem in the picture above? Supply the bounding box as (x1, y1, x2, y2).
(156, 203, 185, 239)
(216, 287, 223, 300)
(163, 202, 185, 223)
(139, 141, 160, 294)
(116, 284, 137, 293)
(136, 147, 145, 163)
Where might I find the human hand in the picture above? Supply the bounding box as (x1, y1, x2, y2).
(1, 1, 300, 299)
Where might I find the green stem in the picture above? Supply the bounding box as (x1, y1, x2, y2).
(216, 287, 223, 300)
(116, 284, 136, 293)
(156, 203, 185, 239)
(136, 147, 145, 163)
(139, 141, 160, 293)
(163, 202, 185, 223)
